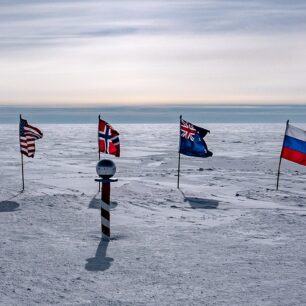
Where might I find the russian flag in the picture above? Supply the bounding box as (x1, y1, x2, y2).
(281, 123, 306, 166)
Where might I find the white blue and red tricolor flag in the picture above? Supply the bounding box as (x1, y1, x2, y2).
(19, 117, 43, 158)
(179, 117, 213, 158)
(98, 117, 120, 157)
(281, 123, 306, 166)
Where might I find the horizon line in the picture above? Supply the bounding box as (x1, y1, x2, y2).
(1, 102, 306, 109)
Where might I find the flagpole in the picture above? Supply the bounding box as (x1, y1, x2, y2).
(177, 115, 182, 189)
(276, 120, 289, 191)
(21, 154, 24, 191)
(20, 114, 25, 191)
(98, 115, 101, 193)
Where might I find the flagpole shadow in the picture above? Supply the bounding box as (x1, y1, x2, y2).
(179, 189, 219, 209)
(4, 191, 23, 201)
(85, 239, 113, 271)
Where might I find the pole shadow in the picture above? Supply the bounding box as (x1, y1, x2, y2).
(179, 190, 219, 209)
(185, 197, 219, 209)
(88, 194, 101, 209)
(85, 239, 113, 272)
(88, 194, 118, 210)
(0, 201, 20, 212)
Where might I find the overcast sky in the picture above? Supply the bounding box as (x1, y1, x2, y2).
(1, 0, 306, 106)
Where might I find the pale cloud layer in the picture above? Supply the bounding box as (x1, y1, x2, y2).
(0, 0, 306, 105)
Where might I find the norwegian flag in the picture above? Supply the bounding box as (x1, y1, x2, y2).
(98, 117, 120, 157)
(19, 116, 43, 158)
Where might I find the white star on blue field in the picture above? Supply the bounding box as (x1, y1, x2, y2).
(0, 0, 306, 105)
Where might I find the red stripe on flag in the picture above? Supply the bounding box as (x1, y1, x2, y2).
(282, 147, 306, 166)
(25, 124, 43, 137)
(20, 118, 43, 158)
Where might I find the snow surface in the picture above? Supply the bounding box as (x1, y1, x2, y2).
(0, 123, 306, 305)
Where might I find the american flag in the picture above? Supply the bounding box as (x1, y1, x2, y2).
(19, 117, 43, 158)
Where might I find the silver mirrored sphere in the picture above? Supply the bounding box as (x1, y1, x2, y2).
(96, 159, 116, 178)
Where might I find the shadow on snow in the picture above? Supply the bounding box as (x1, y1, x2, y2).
(88, 193, 118, 209)
(88, 195, 101, 209)
(85, 239, 113, 272)
(185, 197, 219, 209)
(0, 201, 20, 212)
(179, 190, 219, 209)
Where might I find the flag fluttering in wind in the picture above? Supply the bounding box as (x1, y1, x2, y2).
(98, 117, 120, 157)
(19, 115, 43, 191)
(276, 120, 306, 190)
(179, 117, 213, 158)
(19, 116, 43, 158)
(177, 116, 212, 188)
(281, 123, 306, 166)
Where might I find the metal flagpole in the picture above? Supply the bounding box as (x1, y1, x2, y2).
(177, 115, 182, 189)
(20, 114, 25, 191)
(98, 115, 101, 193)
(276, 120, 289, 191)
(21, 153, 24, 191)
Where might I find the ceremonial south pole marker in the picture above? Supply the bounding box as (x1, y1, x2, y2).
(95, 159, 118, 240)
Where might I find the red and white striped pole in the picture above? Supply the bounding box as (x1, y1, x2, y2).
(101, 181, 111, 239)
(95, 159, 117, 240)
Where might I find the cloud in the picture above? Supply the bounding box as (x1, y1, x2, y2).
(0, 0, 306, 105)
(1, 33, 306, 104)
(1, 0, 306, 48)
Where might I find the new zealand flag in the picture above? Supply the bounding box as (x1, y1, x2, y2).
(179, 117, 213, 158)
